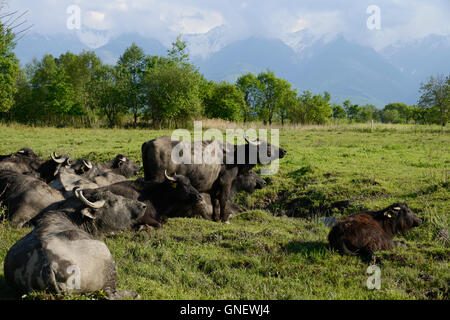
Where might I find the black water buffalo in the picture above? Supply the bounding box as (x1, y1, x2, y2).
(4, 188, 146, 299)
(0, 148, 38, 161)
(84, 171, 203, 229)
(0, 151, 71, 183)
(328, 203, 422, 260)
(0, 170, 65, 228)
(51, 166, 124, 198)
(79, 154, 140, 179)
(50, 154, 139, 195)
(142, 135, 285, 222)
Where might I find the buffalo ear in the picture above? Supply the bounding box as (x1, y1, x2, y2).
(171, 183, 178, 189)
(81, 208, 96, 219)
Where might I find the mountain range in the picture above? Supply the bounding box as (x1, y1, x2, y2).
(14, 27, 450, 108)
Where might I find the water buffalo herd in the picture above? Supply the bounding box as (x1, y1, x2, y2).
(0, 135, 422, 299)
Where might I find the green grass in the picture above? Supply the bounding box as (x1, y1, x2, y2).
(0, 123, 449, 300)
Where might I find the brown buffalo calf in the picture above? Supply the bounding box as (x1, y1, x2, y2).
(328, 203, 422, 260)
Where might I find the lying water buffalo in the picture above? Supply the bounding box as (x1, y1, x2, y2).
(4, 188, 146, 299)
(78, 154, 140, 180)
(51, 166, 125, 198)
(0, 151, 71, 183)
(0, 148, 38, 161)
(50, 154, 140, 196)
(84, 171, 203, 229)
(328, 203, 422, 260)
(0, 170, 65, 228)
(142, 135, 285, 222)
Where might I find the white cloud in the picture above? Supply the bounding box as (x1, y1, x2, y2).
(6, 0, 450, 50)
(165, 7, 225, 35)
(83, 11, 110, 30)
(363, 2, 450, 50)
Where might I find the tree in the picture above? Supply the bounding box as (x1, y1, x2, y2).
(45, 66, 79, 118)
(117, 43, 147, 125)
(296, 91, 333, 125)
(332, 104, 346, 119)
(256, 70, 297, 125)
(168, 34, 190, 66)
(347, 104, 361, 121)
(381, 109, 400, 123)
(418, 74, 450, 127)
(142, 62, 202, 128)
(57, 51, 101, 122)
(204, 81, 245, 121)
(343, 99, 352, 117)
(0, 15, 20, 113)
(11, 68, 32, 122)
(384, 102, 412, 123)
(236, 73, 262, 123)
(275, 79, 297, 126)
(358, 104, 378, 122)
(89, 64, 127, 128)
(257, 70, 278, 125)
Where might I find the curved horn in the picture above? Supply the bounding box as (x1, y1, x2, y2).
(51, 152, 66, 164)
(243, 134, 262, 146)
(82, 159, 93, 170)
(120, 156, 127, 162)
(73, 187, 81, 198)
(75, 189, 105, 209)
(164, 170, 176, 182)
(393, 207, 401, 211)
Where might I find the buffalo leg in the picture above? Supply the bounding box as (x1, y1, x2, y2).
(219, 182, 232, 223)
(212, 197, 220, 222)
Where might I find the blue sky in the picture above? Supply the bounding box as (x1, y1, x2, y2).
(6, 0, 450, 50)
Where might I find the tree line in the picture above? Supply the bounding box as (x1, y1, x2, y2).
(1, 20, 449, 128)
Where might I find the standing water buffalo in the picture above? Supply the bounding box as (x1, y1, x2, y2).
(142, 135, 286, 222)
(83, 171, 203, 229)
(328, 203, 422, 260)
(4, 188, 146, 299)
(0, 170, 65, 228)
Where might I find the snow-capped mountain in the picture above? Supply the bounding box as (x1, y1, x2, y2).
(280, 29, 323, 58)
(183, 25, 232, 59)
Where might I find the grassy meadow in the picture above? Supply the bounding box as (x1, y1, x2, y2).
(0, 123, 448, 300)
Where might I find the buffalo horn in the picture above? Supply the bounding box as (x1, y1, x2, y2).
(82, 159, 93, 170)
(75, 188, 105, 209)
(243, 134, 262, 146)
(164, 170, 176, 182)
(51, 152, 66, 164)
